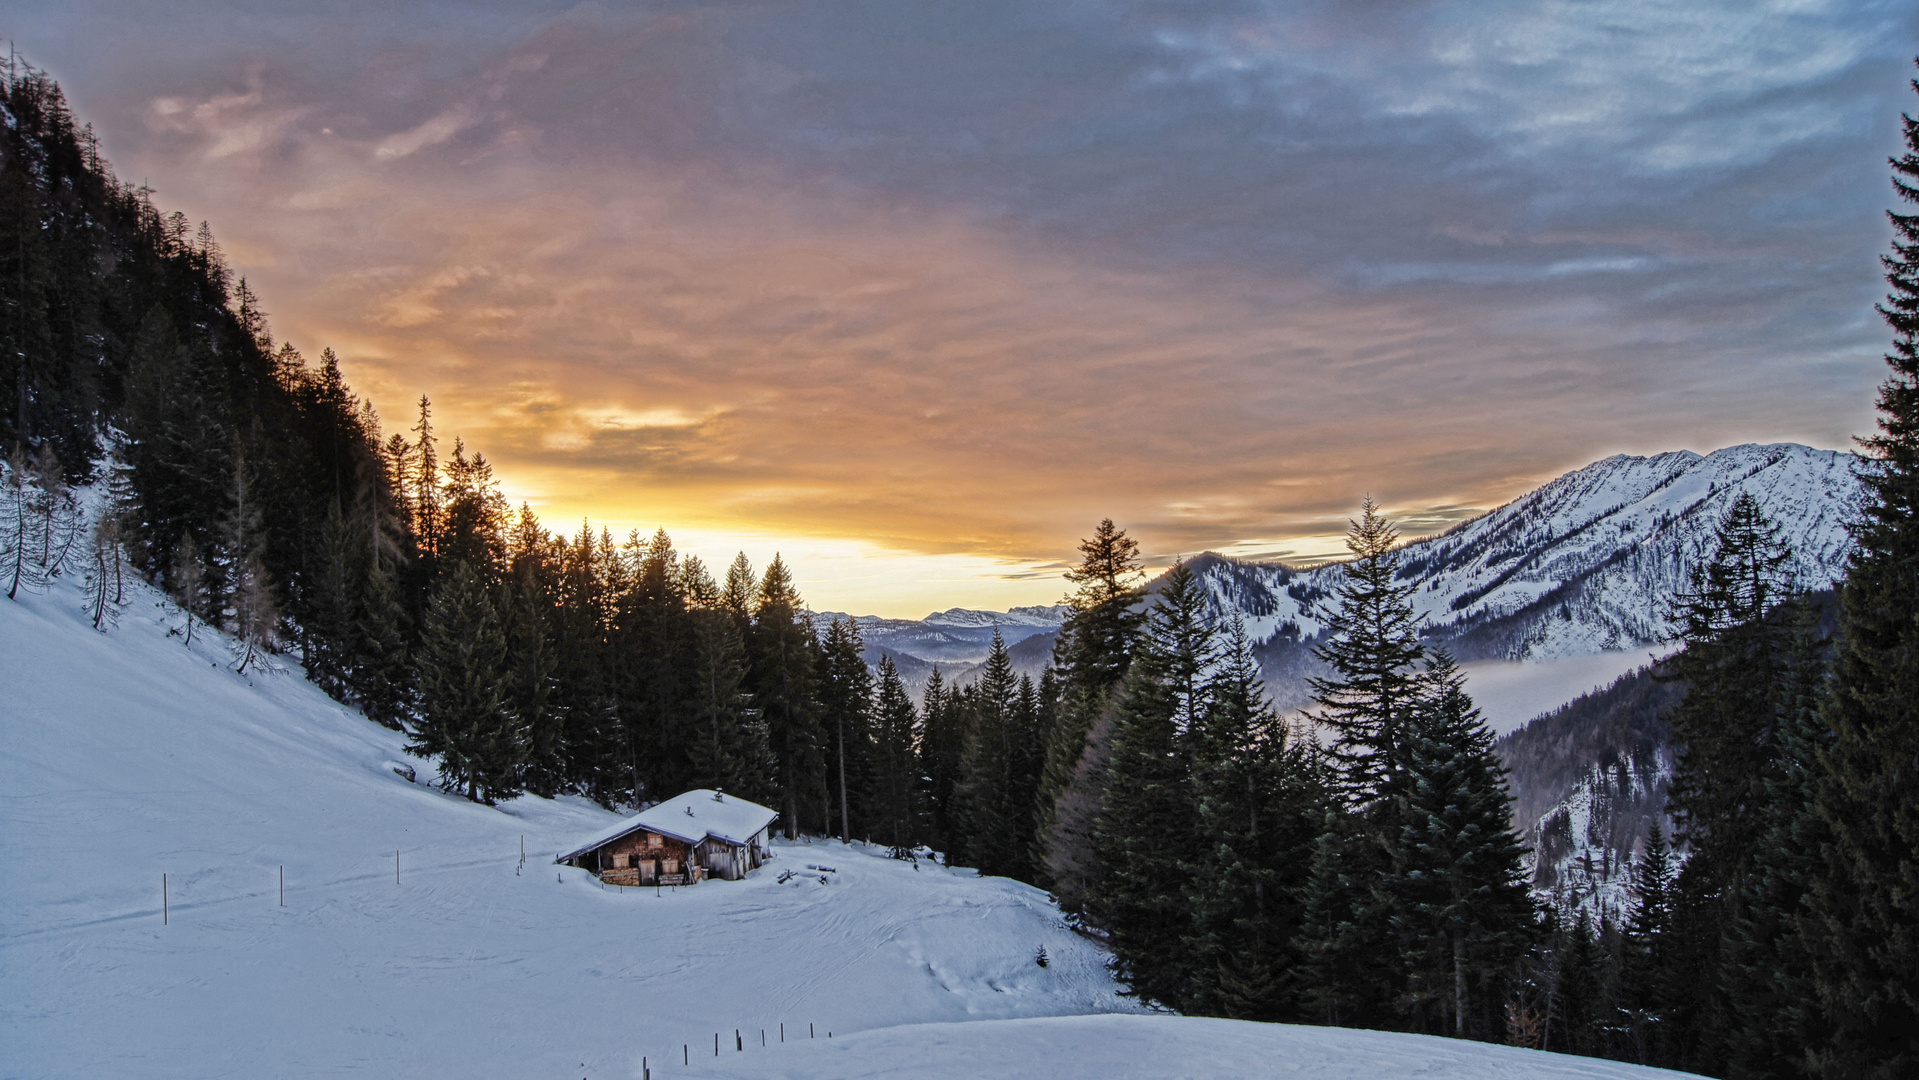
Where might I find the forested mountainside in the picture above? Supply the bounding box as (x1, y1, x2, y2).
(1494, 664, 1680, 919)
(1496, 591, 1842, 919)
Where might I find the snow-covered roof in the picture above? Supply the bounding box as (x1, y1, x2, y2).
(555, 790, 778, 862)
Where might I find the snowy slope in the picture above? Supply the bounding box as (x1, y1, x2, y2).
(674, 1014, 1701, 1080)
(0, 574, 1132, 1079)
(1187, 443, 1860, 663)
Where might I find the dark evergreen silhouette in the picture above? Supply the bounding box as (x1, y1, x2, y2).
(1804, 58, 1919, 1080)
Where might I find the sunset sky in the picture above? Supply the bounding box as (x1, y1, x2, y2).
(10, 1, 1917, 615)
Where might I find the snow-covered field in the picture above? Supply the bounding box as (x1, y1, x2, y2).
(1, 569, 1699, 1078)
(673, 1014, 1700, 1080)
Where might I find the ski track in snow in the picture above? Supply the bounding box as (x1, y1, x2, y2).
(2, 562, 1699, 1078)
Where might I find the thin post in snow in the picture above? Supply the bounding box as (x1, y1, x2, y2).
(735, 1029, 742, 1051)
(162, 872, 168, 924)
(714, 1033, 719, 1056)
(395, 850, 400, 884)
(279, 865, 284, 906)
(761, 1029, 766, 1047)
(780, 1023, 785, 1042)
(642, 1056, 648, 1080)
(810, 1023, 814, 1039)
(683, 1045, 687, 1066)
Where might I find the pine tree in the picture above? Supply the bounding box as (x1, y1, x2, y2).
(1040, 519, 1146, 907)
(818, 617, 874, 842)
(1004, 673, 1046, 882)
(1310, 496, 1425, 808)
(1618, 825, 1677, 1067)
(304, 498, 356, 697)
(1716, 601, 1829, 1080)
(1802, 59, 1919, 1080)
(349, 551, 412, 729)
(1663, 491, 1795, 875)
(500, 570, 557, 795)
(1386, 653, 1537, 1038)
(919, 666, 966, 855)
(1088, 563, 1209, 1008)
(221, 451, 279, 675)
(1182, 618, 1327, 1021)
(1299, 806, 1397, 1028)
(410, 559, 522, 803)
(1298, 500, 1429, 1029)
(1553, 911, 1606, 1058)
(747, 555, 825, 837)
(955, 629, 1021, 873)
(867, 654, 923, 856)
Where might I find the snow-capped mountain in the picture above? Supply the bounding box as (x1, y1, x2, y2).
(811, 605, 1071, 680)
(1181, 443, 1863, 705)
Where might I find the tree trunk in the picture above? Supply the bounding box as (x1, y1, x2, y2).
(838, 716, 849, 843)
(1453, 931, 1467, 1037)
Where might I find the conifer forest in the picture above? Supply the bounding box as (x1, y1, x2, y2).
(6, 52, 1919, 1080)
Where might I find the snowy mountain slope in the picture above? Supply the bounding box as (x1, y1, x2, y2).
(0, 574, 1135, 1079)
(1171, 443, 1860, 709)
(674, 1013, 1702, 1080)
(811, 607, 1066, 671)
(1187, 443, 1860, 665)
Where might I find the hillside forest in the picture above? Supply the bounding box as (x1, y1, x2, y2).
(5, 56, 1919, 1080)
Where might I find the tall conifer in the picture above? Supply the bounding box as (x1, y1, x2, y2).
(1802, 58, 1919, 1080)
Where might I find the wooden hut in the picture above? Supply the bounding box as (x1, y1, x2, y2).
(556, 789, 777, 886)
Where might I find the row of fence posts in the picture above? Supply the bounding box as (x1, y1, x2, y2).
(640, 1022, 829, 1079)
(159, 836, 544, 923)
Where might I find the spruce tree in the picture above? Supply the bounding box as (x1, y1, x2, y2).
(1553, 911, 1606, 1058)
(1299, 499, 1428, 1029)
(1387, 653, 1536, 1038)
(955, 629, 1021, 874)
(1088, 563, 1209, 1009)
(919, 666, 966, 855)
(1663, 492, 1795, 875)
(1619, 826, 1677, 1067)
(1804, 59, 1919, 1080)
(1040, 519, 1146, 907)
(1716, 601, 1829, 1080)
(747, 556, 825, 837)
(867, 655, 923, 856)
(410, 559, 522, 803)
(1310, 496, 1425, 807)
(349, 550, 412, 729)
(818, 617, 874, 842)
(1182, 618, 1326, 1021)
